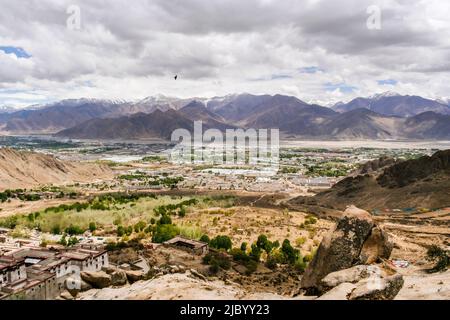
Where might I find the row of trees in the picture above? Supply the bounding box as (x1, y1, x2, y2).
(153, 199, 198, 217)
(200, 234, 309, 274)
(0, 189, 41, 203)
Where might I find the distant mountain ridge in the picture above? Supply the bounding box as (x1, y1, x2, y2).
(55, 103, 237, 140)
(332, 92, 450, 117)
(1, 93, 450, 140)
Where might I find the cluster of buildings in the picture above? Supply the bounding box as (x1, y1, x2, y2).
(0, 228, 108, 300)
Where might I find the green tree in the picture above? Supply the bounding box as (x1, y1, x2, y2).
(199, 234, 210, 244)
(158, 214, 172, 225)
(134, 220, 147, 233)
(58, 234, 67, 246)
(281, 239, 299, 264)
(178, 206, 186, 217)
(65, 224, 84, 235)
(209, 235, 232, 251)
(249, 243, 262, 262)
(51, 225, 61, 235)
(426, 245, 449, 273)
(88, 222, 97, 232)
(256, 234, 273, 254)
(67, 236, 79, 247)
(152, 224, 180, 243)
(117, 225, 125, 237)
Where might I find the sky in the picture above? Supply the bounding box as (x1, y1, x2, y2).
(1, 0, 450, 108)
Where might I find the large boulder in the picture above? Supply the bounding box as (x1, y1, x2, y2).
(316, 283, 357, 300)
(60, 290, 75, 300)
(102, 266, 117, 274)
(111, 270, 128, 286)
(320, 265, 370, 289)
(81, 271, 112, 289)
(125, 270, 144, 283)
(317, 265, 404, 300)
(349, 273, 404, 300)
(359, 226, 393, 264)
(301, 205, 392, 294)
(66, 278, 93, 296)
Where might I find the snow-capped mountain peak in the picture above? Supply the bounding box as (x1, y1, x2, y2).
(370, 91, 401, 100)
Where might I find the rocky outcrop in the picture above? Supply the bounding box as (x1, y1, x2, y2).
(301, 206, 394, 295)
(316, 283, 357, 300)
(359, 226, 393, 264)
(349, 273, 404, 300)
(320, 265, 370, 289)
(111, 270, 128, 286)
(66, 278, 93, 297)
(125, 270, 144, 283)
(81, 271, 112, 289)
(317, 264, 404, 300)
(60, 290, 75, 300)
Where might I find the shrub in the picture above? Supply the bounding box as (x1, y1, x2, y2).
(51, 225, 61, 235)
(88, 222, 97, 232)
(199, 234, 210, 244)
(256, 234, 274, 254)
(304, 215, 317, 225)
(303, 248, 317, 263)
(294, 256, 307, 272)
(295, 237, 307, 247)
(281, 239, 299, 265)
(209, 235, 232, 251)
(272, 240, 280, 249)
(230, 248, 250, 262)
(249, 243, 262, 262)
(117, 225, 125, 237)
(202, 252, 231, 274)
(67, 236, 79, 247)
(426, 245, 449, 273)
(178, 207, 186, 217)
(158, 214, 172, 225)
(65, 224, 85, 235)
(126, 226, 133, 236)
(134, 220, 147, 233)
(58, 234, 67, 246)
(0, 216, 18, 229)
(240, 242, 248, 252)
(152, 224, 180, 243)
(144, 225, 154, 233)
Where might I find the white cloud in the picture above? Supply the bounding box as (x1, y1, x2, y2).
(1, 0, 450, 107)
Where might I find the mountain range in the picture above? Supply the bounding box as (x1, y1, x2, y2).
(332, 92, 450, 116)
(1, 92, 450, 140)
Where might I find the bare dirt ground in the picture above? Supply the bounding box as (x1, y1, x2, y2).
(0, 148, 113, 191)
(374, 208, 450, 264)
(0, 198, 81, 218)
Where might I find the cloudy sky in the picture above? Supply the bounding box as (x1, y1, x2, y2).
(1, 0, 450, 108)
